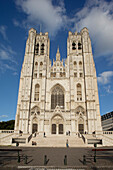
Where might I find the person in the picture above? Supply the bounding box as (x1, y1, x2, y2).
(66, 139, 69, 148)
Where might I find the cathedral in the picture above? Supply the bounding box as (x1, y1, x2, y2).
(14, 27, 102, 136)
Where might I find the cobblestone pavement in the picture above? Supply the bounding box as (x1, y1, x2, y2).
(0, 146, 113, 169)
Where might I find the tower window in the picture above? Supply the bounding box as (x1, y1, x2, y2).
(60, 72, 63, 77)
(34, 73, 37, 78)
(77, 83, 82, 101)
(40, 62, 43, 70)
(79, 61, 82, 69)
(34, 84, 40, 101)
(74, 61, 77, 69)
(41, 43, 44, 55)
(63, 72, 65, 77)
(51, 72, 53, 77)
(74, 73, 77, 77)
(72, 42, 76, 50)
(35, 43, 39, 54)
(80, 73, 83, 77)
(40, 62, 43, 66)
(53, 73, 56, 77)
(74, 61, 77, 65)
(35, 62, 38, 70)
(39, 73, 42, 78)
(78, 42, 82, 50)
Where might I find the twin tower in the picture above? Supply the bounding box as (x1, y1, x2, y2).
(14, 27, 102, 135)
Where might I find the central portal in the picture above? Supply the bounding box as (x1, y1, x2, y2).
(51, 115, 64, 134)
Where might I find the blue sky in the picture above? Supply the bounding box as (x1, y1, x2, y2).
(0, 0, 113, 121)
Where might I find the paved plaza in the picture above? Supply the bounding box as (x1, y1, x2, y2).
(0, 146, 113, 169)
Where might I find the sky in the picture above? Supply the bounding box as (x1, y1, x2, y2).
(0, 0, 113, 121)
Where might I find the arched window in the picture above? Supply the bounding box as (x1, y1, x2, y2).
(77, 83, 82, 101)
(74, 61, 77, 69)
(51, 85, 64, 109)
(35, 43, 39, 54)
(41, 43, 44, 55)
(35, 62, 38, 70)
(40, 62, 43, 66)
(78, 42, 82, 50)
(79, 61, 82, 69)
(34, 84, 40, 101)
(72, 42, 76, 50)
(40, 62, 43, 70)
(79, 61, 82, 66)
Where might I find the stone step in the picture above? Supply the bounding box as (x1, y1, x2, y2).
(29, 135, 85, 147)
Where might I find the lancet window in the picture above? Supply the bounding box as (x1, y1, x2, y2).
(51, 85, 64, 109)
(79, 61, 82, 69)
(72, 42, 76, 50)
(77, 83, 82, 101)
(35, 62, 38, 70)
(34, 84, 40, 101)
(78, 42, 82, 50)
(35, 43, 39, 54)
(74, 61, 77, 69)
(41, 43, 44, 55)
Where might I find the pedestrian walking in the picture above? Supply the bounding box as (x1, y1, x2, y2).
(44, 132, 46, 137)
(66, 139, 69, 148)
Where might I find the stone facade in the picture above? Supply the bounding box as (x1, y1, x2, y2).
(14, 27, 102, 135)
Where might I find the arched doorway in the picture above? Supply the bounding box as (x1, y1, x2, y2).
(32, 117, 38, 134)
(78, 118, 84, 134)
(51, 115, 64, 134)
(32, 123, 38, 133)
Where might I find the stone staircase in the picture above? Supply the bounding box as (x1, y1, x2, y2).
(27, 135, 85, 147)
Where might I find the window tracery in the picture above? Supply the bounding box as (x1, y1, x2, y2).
(51, 85, 64, 109)
(31, 106, 40, 115)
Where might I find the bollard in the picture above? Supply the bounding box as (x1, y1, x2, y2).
(24, 155, 28, 164)
(83, 155, 86, 165)
(44, 155, 47, 165)
(94, 155, 96, 162)
(17, 151, 20, 163)
(94, 143, 97, 162)
(64, 155, 67, 165)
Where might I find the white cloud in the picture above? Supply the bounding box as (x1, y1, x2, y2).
(97, 71, 113, 84)
(0, 45, 17, 74)
(72, 0, 113, 58)
(15, 0, 68, 36)
(13, 19, 20, 27)
(0, 45, 17, 64)
(0, 61, 16, 73)
(104, 85, 113, 94)
(0, 25, 8, 41)
(15, 0, 113, 60)
(0, 115, 8, 118)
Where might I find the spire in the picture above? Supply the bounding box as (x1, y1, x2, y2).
(57, 47, 59, 53)
(56, 47, 60, 61)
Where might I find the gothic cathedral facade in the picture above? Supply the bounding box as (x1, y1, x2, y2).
(14, 27, 102, 135)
